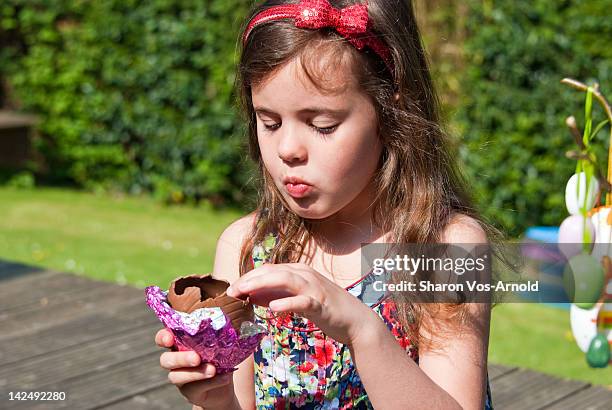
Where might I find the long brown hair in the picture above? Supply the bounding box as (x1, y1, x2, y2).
(234, 0, 505, 351)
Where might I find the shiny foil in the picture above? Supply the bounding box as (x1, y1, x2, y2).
(145, 286, 267, 374)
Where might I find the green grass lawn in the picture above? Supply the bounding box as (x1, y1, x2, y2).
(490, 303, 611, 386)
(0, 187, 610, 386)
(0, 186, 243, 288)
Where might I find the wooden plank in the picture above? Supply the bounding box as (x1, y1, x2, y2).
(0, 298, 159, 367)
(0, 284, 143, 338)
(543, 385, 612, 410)
(490, 368, 590, 409)
(10, 352, 169, 410)
(0, 325, 164, 390)
(0, 261, 49, 283)
(0, 277, 136, 318)
(100, 385, 191, 410)
(0, 272, 110, 313)
(0, 267, 59, 297)
(488, 363, 518, 380)
(107, 365, 519, 410)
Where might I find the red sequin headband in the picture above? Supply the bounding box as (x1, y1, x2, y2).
(242, 0, 395, 76)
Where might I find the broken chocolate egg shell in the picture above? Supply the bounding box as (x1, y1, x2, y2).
(167, 274, 254, 332)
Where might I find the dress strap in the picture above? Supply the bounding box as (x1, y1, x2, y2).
(250, 232, 278, 269)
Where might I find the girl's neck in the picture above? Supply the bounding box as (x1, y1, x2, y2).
(307, 180, 388, 255)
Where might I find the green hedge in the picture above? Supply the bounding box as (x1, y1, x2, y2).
(3, 0, 611, 227)
(457, 0, 612, 236)
(0, 0, 253, 205)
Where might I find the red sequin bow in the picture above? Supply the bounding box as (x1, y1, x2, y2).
(243, 0, 394, 75)
(294, 0, 368, 37)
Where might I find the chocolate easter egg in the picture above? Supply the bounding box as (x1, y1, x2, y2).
(167, 274, 254, 332)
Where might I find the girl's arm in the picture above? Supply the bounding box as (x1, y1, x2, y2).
(349, 215, 490, 410)
(210, 213, 258, 410)
(349, 302, 489, 410)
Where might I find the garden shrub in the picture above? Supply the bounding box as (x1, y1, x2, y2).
(458, 0, 612, 236)
(0, 0, 253, 206)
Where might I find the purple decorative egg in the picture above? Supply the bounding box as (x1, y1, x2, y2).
(558, 214, 595, 259)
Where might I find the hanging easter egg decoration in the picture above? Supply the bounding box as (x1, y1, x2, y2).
(565, 172, 600, 215)
(590, 206, 612, 243)
(586, 333, 610, 368)
(560, 78, 612, 366)
(557, 214, 595, 259)
(570, 303, 601, 353)
(563, 254, 604, 309)
(590, 206, 612, 263)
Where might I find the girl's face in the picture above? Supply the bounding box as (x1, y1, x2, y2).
(252, 56, 383, 221)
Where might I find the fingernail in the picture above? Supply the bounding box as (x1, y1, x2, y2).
(226, 286, 235, 296)
(205, 367, 215, 377)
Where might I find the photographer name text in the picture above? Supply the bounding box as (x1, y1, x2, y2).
(373, 280, 540, 293)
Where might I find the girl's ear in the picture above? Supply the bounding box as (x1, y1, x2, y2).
(393, 92, 400, 102)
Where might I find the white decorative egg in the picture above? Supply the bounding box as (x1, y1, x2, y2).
(570, 302, 612, 357)
(565, 172, 599, 215)
(570, 303, 601, 352)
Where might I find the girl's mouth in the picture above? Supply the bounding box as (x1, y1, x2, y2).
(285, 182, 312, 198)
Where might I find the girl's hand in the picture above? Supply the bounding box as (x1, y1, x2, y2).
(226, 263, 380, 346)
(155, 328, 236, 409)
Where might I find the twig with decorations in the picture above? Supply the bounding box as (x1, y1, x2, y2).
(559, 78, 612, 368)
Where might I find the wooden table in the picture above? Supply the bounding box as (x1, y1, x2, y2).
(0, 261, 610, 409)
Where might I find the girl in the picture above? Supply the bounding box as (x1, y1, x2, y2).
(156, 0, 498, 408)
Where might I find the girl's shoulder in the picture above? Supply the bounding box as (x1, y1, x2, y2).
(212, 212, 259, 283)
(220, 211, 259, 243)
(441, 212, 487, 243)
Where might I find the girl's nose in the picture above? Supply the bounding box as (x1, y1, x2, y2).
(277, 125, 307, 163)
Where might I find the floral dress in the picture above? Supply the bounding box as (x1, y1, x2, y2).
(250, 232, 494, 409)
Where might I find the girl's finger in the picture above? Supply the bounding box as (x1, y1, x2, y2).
(226, 263, 278, 297)
(269, 295, 322, 315)
(167, 363, 217, 386)
(178, 373, 232, 398)
(230, 270, 307, 298)
(160, 351, 201, 370)
(155, 328, 174, 348)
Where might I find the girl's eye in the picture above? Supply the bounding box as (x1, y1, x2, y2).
(262, 122, 338, 135)
(311, 124, 338, 135)
(263, 123, 281, 131)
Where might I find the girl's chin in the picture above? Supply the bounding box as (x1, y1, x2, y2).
(284, 198, 323, 218)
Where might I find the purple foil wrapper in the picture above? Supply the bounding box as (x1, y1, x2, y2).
(145, 285, 267, 374)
